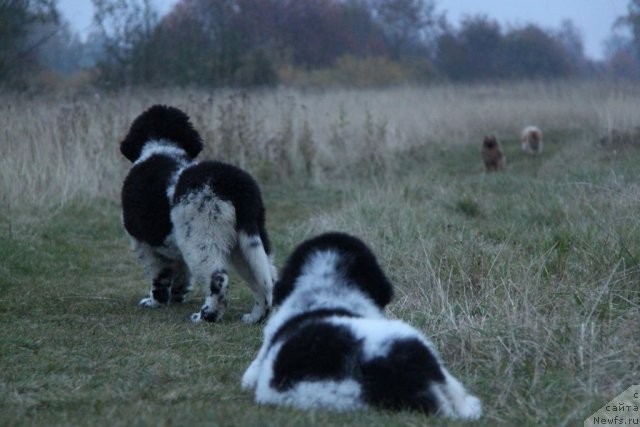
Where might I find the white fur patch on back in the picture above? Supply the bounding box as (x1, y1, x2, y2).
(328, 317, 434, 360)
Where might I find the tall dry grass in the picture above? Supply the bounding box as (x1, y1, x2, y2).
(2, 80, 639, 212)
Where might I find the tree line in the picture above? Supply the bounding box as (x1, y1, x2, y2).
(1, 0, 640, 89)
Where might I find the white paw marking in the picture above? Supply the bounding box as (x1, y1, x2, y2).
(242, 313, 261, 324)
(457, 395, 482, 420)
(241, 363, 259, 391)
(190, 312, 203, 323)
(191, 306, 219, 323)
(139, 297, 162, 308)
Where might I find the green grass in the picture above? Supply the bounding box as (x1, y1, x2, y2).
(1, 131, 639, 426)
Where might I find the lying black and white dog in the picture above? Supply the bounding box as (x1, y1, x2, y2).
(120, 105, 276, 323)
(242, 232, 481, 419)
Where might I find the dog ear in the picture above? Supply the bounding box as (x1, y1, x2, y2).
(336, 235, 394, 308)
(120, 127, 144, 162)
(272, 243, 308, 306)
(273, 276, 295, 307)
(120, 105, 203, 162)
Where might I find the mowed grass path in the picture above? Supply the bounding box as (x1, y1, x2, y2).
(1, 133, 639, 426)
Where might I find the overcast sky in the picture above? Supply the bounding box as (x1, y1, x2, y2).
(58, 0, 630, 61)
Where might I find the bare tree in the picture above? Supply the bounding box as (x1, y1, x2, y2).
(373, 0, 439, 60)
(616, 0, 640, 54)
(0, 0, 59, 85)
(92, 0, 158, 86)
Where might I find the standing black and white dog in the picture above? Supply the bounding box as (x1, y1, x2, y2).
(120, 105, 276, 323)
(242, 232, 482, 419)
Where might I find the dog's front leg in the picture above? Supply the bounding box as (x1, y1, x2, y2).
(139, 267, 173, 307)
(241, 333, 275, 391)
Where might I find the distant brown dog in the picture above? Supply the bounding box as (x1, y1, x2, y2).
(521, 126, 543, 155)
(481, 135, 506, 171)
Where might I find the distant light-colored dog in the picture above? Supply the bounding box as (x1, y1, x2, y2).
(242, 232, 482, 419)
(120, 105, 276, 324)
(521, 126, 543, 155)
(481, 135, 506, 171)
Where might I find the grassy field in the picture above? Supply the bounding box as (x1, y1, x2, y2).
(1, 82, 639, 426)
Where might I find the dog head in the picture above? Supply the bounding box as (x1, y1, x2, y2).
(521, 126, 542, 143)
(483, 135, 498, 150)
(273, 232, 394, 309)
(120, 105, 203, 162)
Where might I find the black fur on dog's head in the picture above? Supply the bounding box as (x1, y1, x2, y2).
(483, 135, 498, 150)
(273, 232, 394, 309)
(120, 105, 203, 162)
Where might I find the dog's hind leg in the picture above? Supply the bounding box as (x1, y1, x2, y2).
(182, 239, 234, 323)
(132, 239, 174, 308)
(231, 231, 276, 324)
(189, 265, 230, 323)
(431, 369, 482, 420)
(170, 260, 191, 303)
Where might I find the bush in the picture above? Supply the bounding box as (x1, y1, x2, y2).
(279, 55, 433, 87)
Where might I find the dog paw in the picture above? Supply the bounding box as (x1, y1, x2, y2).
(242, 306, 271, 324)
(191, 308, 219, 323)
(242, 309, 268, 324)
(241, 363, 260, 391)
(457, 395, 482, 420)
(139, 297, 162, 308)
(242, 313, 259, 324)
